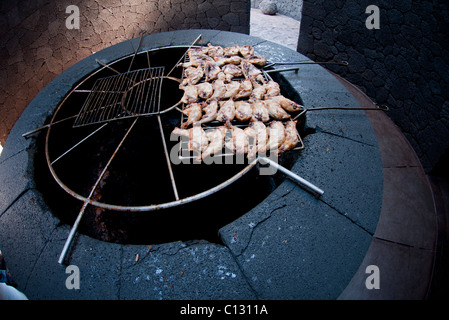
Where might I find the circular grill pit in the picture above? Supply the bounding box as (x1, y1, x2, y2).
(33, 45, 308, 246)
(0, 30, 386, 300)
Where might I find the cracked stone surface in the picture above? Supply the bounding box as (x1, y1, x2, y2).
(0, 30, 383, 300)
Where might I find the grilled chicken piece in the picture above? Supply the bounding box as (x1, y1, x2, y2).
(223, 45, 240, 56)
(239, 45, 254, 58)
(198, 100, 218, 124)
(246, 55, 267, 67)
(201, 126, 227, 160)
(234, 79, 253, 99)
(179, 81, 198, 104)
(184, 66, 204, 85)
(172, 125, 208, 154)
(249, 82, 266, 102)
(189, 126, 209, 155)
(181, 103, 202, 128)
(180, 53, 214, 68)
(264, 98, 291, 120)
(222, 64, 243, 82)
(244, 121, 267, 159)
(241, 61, 266, 84)
(226, 126, 249, 155)
(235, 101, 253, 122)
(217, 99, 236, 126)
(251, 101, 270, 122)
(188, 47, 209, 60)
(269, 95, 303, 112)
(223, 81, 241, 99)
(196, 82, 213, 100)
(278, 120, 299, 153)
(209, 79, 227, 101)
(266, 121, 286, 151)
(213, 55, 242, 66)
(204, 61, 221, 82)
(206, 43, 224, 57)
(264, 80, 281, 97)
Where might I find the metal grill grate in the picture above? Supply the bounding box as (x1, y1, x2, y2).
(73, 66, 165, 127)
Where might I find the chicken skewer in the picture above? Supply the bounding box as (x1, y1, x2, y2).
(234, 79, 253, 99)
(198, 100, 219, 124)
(241, 60, 266, 84)
(249, 82, 266, 102)
(222, 64, 243, 82)
(206, 43, 224, 57)
(239, 45, 254, 58)
(201, 126, 227, 160)
(263, 80, 281, 97)
(196, 82, 213, 100)
(216, 99, 236, 126)
(266, 121, 286, 152)
(223, 81, 241, 99)
(183, 65, 204, 85)
(235, 101, 253, 122)
(264, 98, 291, 120)
(251, 100, 270, 122)
(204, 61, 221, 82)
(278, 120, 300, 154)
(181, 103, 202, 128)
(244, 121, 267, 160)
(179, 80, 198, 104)
(172, 125, 209, 155)
(245, 55, 267, 67)
(208, 78, 227, 101)
(223, 44, 240, 56)
(267, 95, 303, 112)
(225, 125, 249, 155)
(214, 55, 242, 67)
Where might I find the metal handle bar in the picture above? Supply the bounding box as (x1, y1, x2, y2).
(258, 156, 324, 198)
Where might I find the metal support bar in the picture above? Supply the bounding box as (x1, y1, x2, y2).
(58, 117, 138, 265)
(95, 59, 121, 75)
(265, 67, 301, 74)
(22, 115, 78, 138)
(166, 34, 203, 77)
(128, 31, 145, 72)
(51, 123, 108, 165)
(157, 115, 179, 200)
(265, 61, 349, 69)
(258, 156, 324, 198)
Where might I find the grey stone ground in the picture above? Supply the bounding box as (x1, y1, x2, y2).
(250, 8, 300, 51)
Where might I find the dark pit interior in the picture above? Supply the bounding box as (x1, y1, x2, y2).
(33, 46, 307, 245)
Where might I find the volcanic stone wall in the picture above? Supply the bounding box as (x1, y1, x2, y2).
(0, 0, 250, 146)
(297, 0, 449, 173)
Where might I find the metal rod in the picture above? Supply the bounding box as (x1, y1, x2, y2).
(128, 31, 145, 72)
(265, 67, 301, 73)
(95, 59, 121, 75)
(258, 156, 324, 198)
(58, 117, 138, 264)
(166, 34, 203, 77)
(157, 114, 179, 200)
(306, 105, 390, 112)
(265, 61, 349, 68)
(146, 50, 151, 69)
(22, 115, 78, 138)
(51, 123, 108, 165)
(291, 105, 389, 121)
